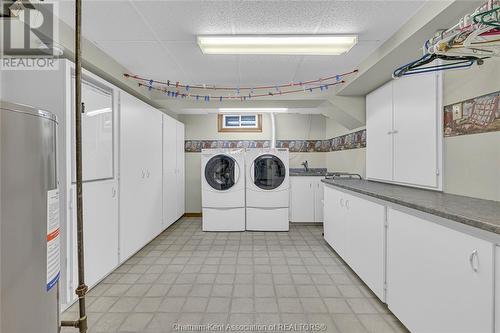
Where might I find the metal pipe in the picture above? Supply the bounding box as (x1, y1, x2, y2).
(270, 112, 276, 149)
(61, 0, 88, 331)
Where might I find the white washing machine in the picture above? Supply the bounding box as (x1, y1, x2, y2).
(245, 148, 289, 231)
(201, 148, 245, 231)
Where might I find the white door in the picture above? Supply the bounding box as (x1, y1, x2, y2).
(344, 192, 385, 301)
(162, 115, 178, 228)
(313, 179, 324, 222)
(290, 178, 314, 222)
(175, 121, 185, 219)
(392, 73, 439, 187)
(387, 208, 494, 333)
(366, 82, 393, 181)
(323, 186, 345, 257)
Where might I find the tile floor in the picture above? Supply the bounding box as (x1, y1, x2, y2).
(62, 217, 408, 333)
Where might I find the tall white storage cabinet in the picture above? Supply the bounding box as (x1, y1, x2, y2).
(176, 121, 185, 219)
(387, 208, 494, 333)
(119, 91, 163, 262)
(0, 59, 120, 308)
(366, 72, 442, 190)
(162, 115, 185, 228)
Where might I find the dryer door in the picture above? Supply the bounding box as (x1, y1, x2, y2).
(253, 154, 286, 190)
(205, 154, 238, 191)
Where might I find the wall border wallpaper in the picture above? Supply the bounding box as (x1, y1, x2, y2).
(185, 129, 366, 153)
(444, 90, 500, 137)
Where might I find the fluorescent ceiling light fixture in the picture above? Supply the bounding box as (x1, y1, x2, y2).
(219, 108, 288, 113)
(197, 35, 358, 55)
(86, 107, 111, 117)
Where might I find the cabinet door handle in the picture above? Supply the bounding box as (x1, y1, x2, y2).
(310, 183, 312, 188)
(345, 200, 350, 210)
(469, 250, 479, 272)
(340, 198, 344, 208)
(141, 170, 145, 178)
(147, 170, 151, 178)
(387, 131, 393, 135)
(111, 187, 116, 198)
(392, 130, 399, 134)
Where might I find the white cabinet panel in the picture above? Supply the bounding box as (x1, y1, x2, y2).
(323, 186, 346, 257)
(290, 177, 323, 223)
(314, 181, 324, 222)
(71, 79, 114, 182)
(393, 74, 439, 187)
(290, 178, 314, 222)
(387, 208, 494, 333)
(366, 73, 442, 190)
(343, 191, 385, 301)
(366, 82, 393, 181)
(176, 121, 185, 219)
(162, 115, 178, 228)
(119, 91, 162, 261)
(70, 181, 119, 288)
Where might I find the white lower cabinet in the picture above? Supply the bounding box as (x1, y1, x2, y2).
(70, 180, 118, 289)
(290, 177, 323, 222)
(323, 185, 385, 301)
(387, 208, 494, 333)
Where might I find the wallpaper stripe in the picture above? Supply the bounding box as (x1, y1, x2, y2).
(185, 129, 366, 153)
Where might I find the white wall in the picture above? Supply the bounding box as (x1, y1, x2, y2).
(325, 116, 367, 177)
(180, 113, 327, 213)
(442, 58, 500, 201)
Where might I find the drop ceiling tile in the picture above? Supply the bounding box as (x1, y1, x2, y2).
(57, 1, 154, 42)
(292, 42, 381, 82)
(318, 1, 425, 41)
(237, 56, 302, 88)
(232, 1, 326, 34)
(161, 41, 238, 86)
(95, 41, 185, 81)
(133, 0, 233, 41)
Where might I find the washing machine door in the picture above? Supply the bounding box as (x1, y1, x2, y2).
(205, 154, 238, 190)
(253, 154, 286, 190)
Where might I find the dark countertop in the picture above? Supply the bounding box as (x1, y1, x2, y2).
(289, 168, 327, 177)
(322, 179, 500, 235)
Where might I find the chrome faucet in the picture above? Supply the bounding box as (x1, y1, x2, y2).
(301, 160, 309, 172)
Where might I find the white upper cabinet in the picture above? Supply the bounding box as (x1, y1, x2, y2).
(71, 79, 114, 182)
(366, 72, 442, 190)
(393, 74, 440, 187)
(366, 82, 394, 181)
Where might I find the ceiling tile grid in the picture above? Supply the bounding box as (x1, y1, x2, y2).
(56, 0, 425, 88)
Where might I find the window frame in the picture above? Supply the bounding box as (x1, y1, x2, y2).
(217, 113, 263, 132)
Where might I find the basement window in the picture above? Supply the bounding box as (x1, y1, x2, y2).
(218, 114, 262, 132)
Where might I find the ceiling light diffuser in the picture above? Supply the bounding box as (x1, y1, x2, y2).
(197, 35, 358, 55)
(218, 108, 288, 113)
